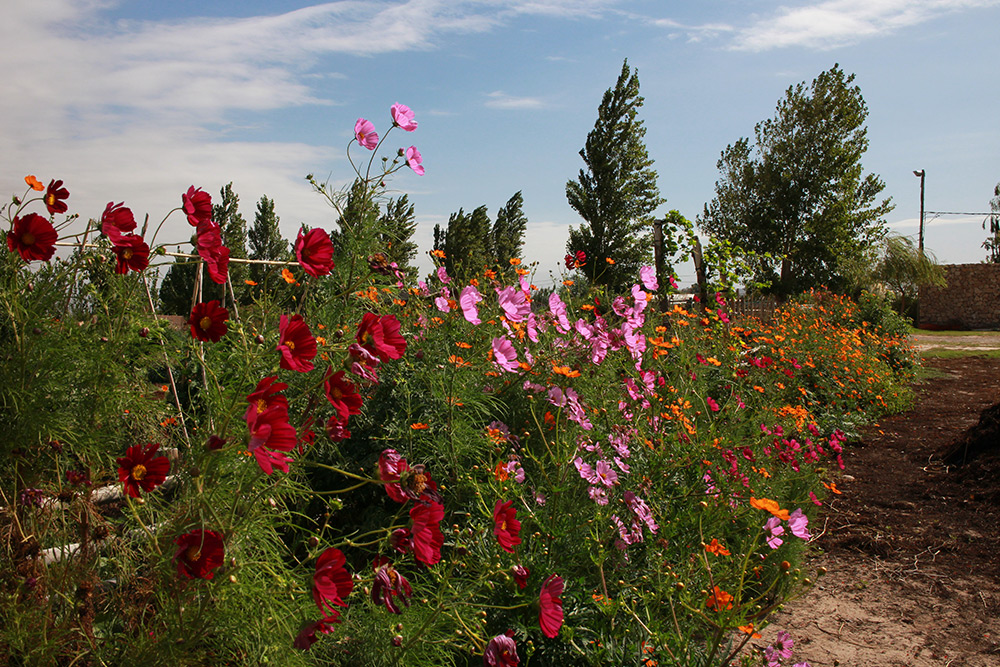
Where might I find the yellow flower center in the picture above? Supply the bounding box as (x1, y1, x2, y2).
(185, 546, 201, 563)
(124, 249, 134, 260)
(131, 464, 147, 480)
(286, 340, 295, 350)
(329, 387, 342, 400)
(22, 232, 35, 246)
(199, 316, 213, 331)
(46, 194, 55, 206)
(256, 398, 267, 414)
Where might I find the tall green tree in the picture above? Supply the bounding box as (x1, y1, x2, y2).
(699, 64, 893, 296)
(433, 205, 492, 280)
(491, 191, 528, 276)
(247, 195, 288, 299)
(566, 59, 663, 292)
(377, 195, 418, 276)
(983, 182, 1000, 263)
(215, 183, 248, 303)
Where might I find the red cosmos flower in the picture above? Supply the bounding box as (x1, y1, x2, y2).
(44, 179, 69, 215)
(538, 574, 564, 638)
(248, 405, 297, 475)
(512, 565, 529, 590)
(182, 186, 212, 226)
(7, 213, 57, 262)
(325, 414, 352, 442)
(173, 528, 224, 580)
(371, 558, 413, 614)
(244, 376, 289, 426)
(100, 202, 136, 245)
(493, 500, 522, 553)
(356, 312, 407, 362)
(188, 300, 229, 342)
(378, 449, 441, 504)
(113, 234, 150, 274)
(483, 631, 519, 667)
(295, 227, 335, 277)
(410, 500, 444, 565)
(116, 443, 170, 498)
(195, 220, 230, 284)
(293, 614, 340, 651)
(277, 314, 317, 373)
(324, 368, 363, 422)
(312, 547, 354, 617)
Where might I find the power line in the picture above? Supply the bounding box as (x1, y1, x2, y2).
(926, 210, 995, 216)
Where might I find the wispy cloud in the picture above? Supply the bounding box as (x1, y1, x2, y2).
(484, 91, 547, 109)
(729, 0, 1000, 51)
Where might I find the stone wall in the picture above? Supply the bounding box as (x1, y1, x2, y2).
(919, 264, 1000, 330)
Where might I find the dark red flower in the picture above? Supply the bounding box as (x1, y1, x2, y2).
(112, 234, 150, 274)
(44, 179, 69, 215)
(277, 314, 317, 373)
(409, 500, 444, 566)
(295, 226, 335, 277)
(312, 547, 354, 617)
(116, 443, 170, 498)
(389, 528, 412, 555)
(324, 414, 352, 442)
(293, 614, 340, 650)
(356, 312, 407, 362)
(493, 500, 522, 553)
(483, 631, 519, 667)
(371, 558, 413, 613)
(378, 449, 440, 504)
(248, 406, 297, 475)
(182, 186, 212, 226)
(244, 376, 289, 426)
(538, 574, 564, 638)
(173, 529, 224, 580)
(195, 220, 229, 284)
(7, 213, 57, 262)
(324, 368, 363, 423)
(188, 300, 229, 342)
(512, 565, 529, 590)
(100, 201, 136, 245)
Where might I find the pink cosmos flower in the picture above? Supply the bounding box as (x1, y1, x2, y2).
(497, 286, 530, 322)
(101, 202, 136, 245)
(538, 574, 564, 638)
(355, 118, 378, 150)
(764, 516, 784, 549)
(459, 285, 483, 325)
(405, 146, 424, 175)
(766, 630, 794, 661)
(639, 265, 658, 291)
(594, 460, 618, 488)
(788, 508, 812, 540)
(548, 292, 571, 332)
(390, 103, 418, 132)
(706, 397, 720, 412)
(492, 337, 519, 373)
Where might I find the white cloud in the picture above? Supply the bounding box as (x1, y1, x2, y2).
(484, 91, 547, 109)
(729, 0, 1000, 51)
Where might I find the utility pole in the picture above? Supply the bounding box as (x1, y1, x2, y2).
(913, 169, 925, 253)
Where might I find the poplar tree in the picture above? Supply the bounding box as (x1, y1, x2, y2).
(566, 59, 663, 292)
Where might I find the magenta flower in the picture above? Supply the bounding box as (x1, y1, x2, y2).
(492, 337, 519, 373)
(390, 103, 418, 132)
(371, 558, 413, 614)
(639, 265, 658, 291)
(538, 574, 564, 638)
(355, 118, 378, 150)
(459, 285, 483, 325)
(483, 631, 519, 667)
(405, 146, 424, 175)
(548, 292, 571, 332)
(788, 508, 812, 540)
(706, 396, 720, 412)
(594, 460, 618, 487)
(497, 286, 530, 322)
(764, 516, 784, 549)
(766, 630, 794, 661)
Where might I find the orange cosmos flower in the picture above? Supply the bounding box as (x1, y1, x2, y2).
(24, 175, 45, 191)
(705, 586, 733, 611)
(281, 268, 296, 284)
(410, 423, 429, 430)
(749, 497, 790, 520)
(704, 539, 730, 556)
(244, 279, 258, 285)
(822, 481, 843, 495)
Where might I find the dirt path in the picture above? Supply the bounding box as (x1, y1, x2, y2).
(752, 356, 1000, 667)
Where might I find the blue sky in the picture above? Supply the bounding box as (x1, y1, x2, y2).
(4, 0, 999, 287)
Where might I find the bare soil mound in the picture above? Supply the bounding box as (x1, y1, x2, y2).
(942, 401, 1000, 505)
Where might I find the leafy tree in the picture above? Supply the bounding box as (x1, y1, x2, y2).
(214, 183, 247, 304)
(433, 205, 492, 280)
(247, 195, 288, 298)
(700, 64, 893, 296)
(491, 191, 528, 279)
(983, 182, 1000, 263)
(565, 59, 663, 292)
(377, 195, 418, 275)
